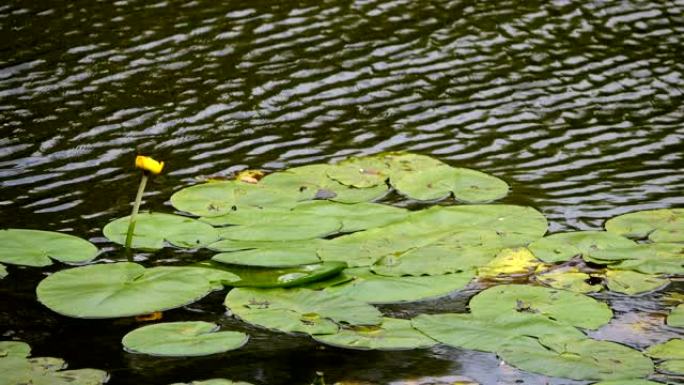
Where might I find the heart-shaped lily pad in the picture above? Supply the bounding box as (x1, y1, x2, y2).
(605, 208, 684, 243)
(468, 284, 612, 329)
(497, 335, 654, 381)
(411, 311, 585, 352)
(225, 287, 382, 335)
(0, 229, 98, 267)
(668, 304, 684, 327)
(605, 269, 669, 295)
(122, 321, 248, 356)
(195, 261, 346, 288)
(313, 317, 436, 350)
(36, 263, 214, 318)
(528, 231, 636, 263)
(322, 267, 474, 304)
(103, 213, 220, 250)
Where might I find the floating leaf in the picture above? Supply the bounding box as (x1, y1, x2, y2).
(103, 213, 220, 250)
(213, 247, 320, 268)
(668, 304, 684, 327)
(528, 231, 636, 263)
(170, 380, 254, 385)
(468, 284, 612, 329)
(588, 243, 684, 275)
(122, 321, 248, 356)
(645, 339, 684, 375)
(291, 200, 409, 233)
(477, 248, 542, 278)
(0, 341, 31, 358)
(411, 312, 584, 353)
(225, 287, 382, 335)
(322, 268, 473, 304)
(0, 264, 6, 279)
(313, 318, 436, 350)
(195, 261, 346, 288)
(36, 263, 214, 318)
(217, 214, 341, 241)
(326, 157, 390, 188)
(605, 270, 669, 295)
(605, 208, 684, 243)
(497, 335, 654, 381)
(534, 268, 601, 293)
(592, 381, 675, 385)
(260, 164, 389, 204)
(658, 359, 684, 375)
(0, 229, 98, 267)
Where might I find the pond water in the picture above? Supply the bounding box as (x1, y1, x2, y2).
(1, 0, 683, 384)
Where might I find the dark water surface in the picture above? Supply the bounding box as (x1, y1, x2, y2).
(1, 0, 683, 384)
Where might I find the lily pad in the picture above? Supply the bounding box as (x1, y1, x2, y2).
(322, 267, 473, 304)
(668, 304, 684, 327)
(534, 268, 601, 293)
(477, 248, 543, 278)
(645, 339, 684, 375)
(36, 262, 214, 318)
(592, 381, 675, 385)
(213, 247, 320, 268)
(260, 164, 389, 204)
(0, 264, 6, 279)
(103, 213, 220, 250)
(169, 380, 254, 385)
(217, 215, 341, 241)
(225, 287, 382, 335)
(468, 284, 612, 329)
(497, 335, 654, 381)
(528, 231, 636, 263)
(0, 229, 98, 267)
(326, 156, 391, 188)
(313, 317, 436, 350)
(122, 321, 248, 356)
(658, 359, 684, 374)
(605, 208, 684, 243)
(605, 270, 669, 295)
(411, 312, 585, 353)
(588, 243, 684, 275)
(291, 200, 409, 232)
(195, 261, 346, 288)
(0, 341, 31, 358)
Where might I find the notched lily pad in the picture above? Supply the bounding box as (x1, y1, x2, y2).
(103, 213, 220, 250)
(36, 262, 214, 318)
(326, 157, 391, 188)
(0, 229, 98, 267)
(589, 243, 684, 275)
(313, 317, 436, 350)
(529, 231, 636, 263)
(122, 321, 248, 356)
(605, 208, 684, 243)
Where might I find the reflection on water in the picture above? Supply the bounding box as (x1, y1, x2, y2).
(1, 0, 683, 384)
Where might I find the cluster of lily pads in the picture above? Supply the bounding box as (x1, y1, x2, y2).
(0, 153, 682, 384)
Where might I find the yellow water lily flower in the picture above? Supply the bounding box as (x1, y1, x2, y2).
(135, 155, 164, 175)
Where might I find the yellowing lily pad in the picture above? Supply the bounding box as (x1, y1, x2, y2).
(313, 317, 436, 350)
(225, 287, 382, 335)
(36, 263, 214, 318)
(646, 339, 684, 375)
(668, 304, 684, 327)
(103, 213, 220, 250)
(528, 231, 636, 263)
(122, 321, 248, 356)
(477, 248, 542, 278)
(468, 284, 612, 329)
(498, 335, 653, 381)
(605, 270, 669, 295)
(534, 268, 601, 293)
(0, 229, 98, 267)
(605, 208, 684, 243)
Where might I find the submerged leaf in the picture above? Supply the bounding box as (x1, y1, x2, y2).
(0, 229, 98, 267)
(122, 321, 248, 356)
(103, 213, 219, 250)
(313, 317, 436, 350)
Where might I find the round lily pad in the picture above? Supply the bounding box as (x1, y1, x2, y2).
(497, 335, 654, 381)
(0, 341, 31, 358)
(195, 261, 346, 288)
(646, 339, 684, 360)
(213, 247, 320, 268)
(36, 263, 214, 318)
(217, 214, 341, 241)
(0, 229, 98, 267)
(290, 200, 409, 233)
(103, 213, 220, 250)
(668, 304, 684, 327)
(225, 287, 382, 335)
(411, 312, 585, 353)
(326, 157, 391, 188)
(313, 317, 436, 350)
(605, 208, 684, 243)
(468, 284, 612, 329)
(122, 321, 248, 356)
(605, 269, 669, 295)
(322, 267, 474, 304)
(528, 231, 636, 263)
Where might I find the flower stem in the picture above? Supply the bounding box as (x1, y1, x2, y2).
(125, 172, 148, 252)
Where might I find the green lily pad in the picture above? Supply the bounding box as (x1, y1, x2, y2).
(322, 267, 473, 304)
(605, 270, 669, 295)
(0, 264, 6, 279)
(194, 261, 346, 288)
(36, 263, 214, 318)
(592, 381, 675, 385)
(658, 359, 684, 374)
(534, 268, 602, 293)
(0, 341, 31, 358)
(468, 284, 612, 329)
(588, 243, 684, 275)
(169, 380, 254, 385)
(326, 156, 391, 188)
(497, 335, 654, 381)
(225, 287, 382, 335)
(605, 208, 684, 243)
(122, 321, 248, 356)
(528, 231, 636, 263)
(170, 180, 295, 217)
(103, 213, 220, 250)
(0, 229, 98, 267)
(645, 339, 684, 375)
(291, 200, 409, 232)
(313, 317, 436, 350)
(668, 304, 684, 327)
(213, 247, 320, 268)
(217, 214, 341, 241)
(260, 164, 389, 204)
(411, 312, 585, 353)
(208, 239, 319, 253)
